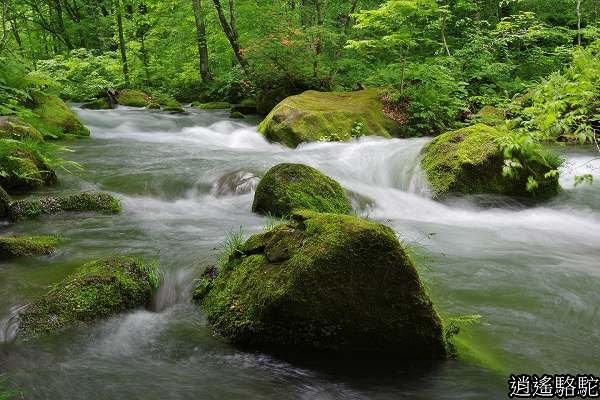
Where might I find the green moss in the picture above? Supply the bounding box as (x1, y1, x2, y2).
(0, 185, 9, 218)
(162, 106, 186, 114)
(421, 123, 560, 199)
(252, 163, 352, 217)
(258, 89, 402, 148)
(473, 106, 505, 126)
(18, 256, 159, 338)
(81, 98, 112, 110)
(197, 102, 231, 110)
(117, 89, 152, 107)
(28, 92, 90, 137)
(0, 140, 57, 193)
(230, 111, 245, 119)
(0, 235, 60, 258)
(8, 191, 122, 221)
(0, 116, 44, 142)
(202, 211, 446, 358)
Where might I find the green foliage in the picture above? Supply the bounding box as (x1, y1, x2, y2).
(513, 40, 600, 143)
(36, 49, 124, 101)
(218, 227, 245, 271)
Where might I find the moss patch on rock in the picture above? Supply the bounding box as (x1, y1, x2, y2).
(116, 89, 152, 107)
(162, 106, 186, 114)
(196, 102, 231, 110)
(252, 163, 351, 217)
(81, 98, 113, 110)
(421, 124, 561, 199)
(258, 89, 403, 148)
(201, 211, 447, 358)
(0, 140, 57, 193)
(230, 111, 245, 119)
(0, 117, 44, 142)
(0, 235, 60, 258)
(8, 191, 122, 221)
(28, 92, 90, 137)
(18, 256, 158, 338)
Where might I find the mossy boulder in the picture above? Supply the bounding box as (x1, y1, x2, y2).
(258, 89, 402, 148)
(421, 124, 561, 199)
(200, 211, 447, 358)
(8, 191, 122, 221)
(116, 89, 152, 107)
(18, 256, 158, 338)
(0, 186, 9, 218)
(0, 235, 60, 258)
(0, 117, 44, 142)
(196, 102, 231, 110)
(0, 141, 57, 193)
(81, 98, 113, 110)
(29, 92, 90, 137)
(252, 163, 351, 217)
(230, 111, 245, 119)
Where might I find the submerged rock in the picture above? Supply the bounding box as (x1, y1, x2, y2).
(211, 171, 259, 197)
(201, 211, 447, 358)
(0, 141, 57, 193)
(29, 92, 90, 137)
(259, 89, 402, 148)
(8, 192, 122, 221)
(116, 89, 152, 107)
(0, 117, 44, 142)
(252, 163, 351, 217)
(421, 124, 561, 199)
(230, 111, 245, 119)
(18, 256, 158, 338)
(0, 235, 60, 258)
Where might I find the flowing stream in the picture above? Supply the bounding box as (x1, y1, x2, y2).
(1, 106, 599, 399)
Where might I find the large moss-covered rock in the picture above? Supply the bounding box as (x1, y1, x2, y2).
(0, 186, 9, 218)
(200, 211, 446, 358)
(29, 92, 90, 137)
(116, 89, 152, 107)
(18, 256, 158, 338)
(8, 191, 122, 221)
(252, 163, 351, 217)
(0, 235, 60, 258)
(421, 124, 561, 199)
(259, 89, 402, 148)
(0, 141, 57, 193)
(0, 117, 44, 142)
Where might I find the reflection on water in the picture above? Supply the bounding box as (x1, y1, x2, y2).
(0, 106, 598, 399)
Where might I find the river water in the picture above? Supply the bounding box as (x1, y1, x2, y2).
(1, 106, 599, 399)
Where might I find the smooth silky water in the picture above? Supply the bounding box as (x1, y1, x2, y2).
(1, 106, 598, 399)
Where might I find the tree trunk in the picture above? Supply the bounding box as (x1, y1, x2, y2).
(577, 0, 582, 46)
(313, 0, 323, 77)
(192, 0, 212, 82)
(211, 0, 249, 74)
(53, 0, 73, 49)
(115, 0, 130, 85)
(0, 0, 10, 53)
